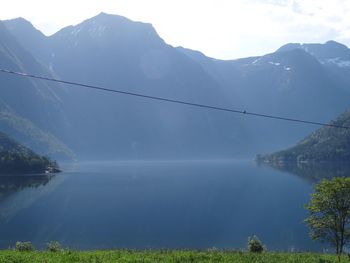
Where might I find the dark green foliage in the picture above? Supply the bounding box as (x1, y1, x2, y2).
(0, 250, 343, 263)
(258, 109, 350, 166)
(15, 242, 35, 252)
(305, 177, 350, 254)
(247, 235, 265, 253)
(46, 241, 62, 252)
(0, 131, 60, 174)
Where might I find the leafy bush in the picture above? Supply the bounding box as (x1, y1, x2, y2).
(247, 235, 265, 253)
(15, 241, 35, 252)
(46, 241, 62, 252)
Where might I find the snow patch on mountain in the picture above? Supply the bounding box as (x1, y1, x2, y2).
(268, 61, 281, 66)
(323, 57, 350, 68)
(88, 22, 107, 37)
(71, 27, 82, 36)
(248, 58, 291, 71)
(268, 61, 291, 70)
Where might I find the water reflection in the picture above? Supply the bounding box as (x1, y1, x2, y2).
(257, 162, 350, 183)
(0, 174, 54, 201)
(0, 174, 63, 222)
(0, 160, 322, 250)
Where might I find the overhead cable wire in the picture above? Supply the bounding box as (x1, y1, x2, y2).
(0, 68, 348, 129)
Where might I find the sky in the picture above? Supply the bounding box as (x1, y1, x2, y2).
(0, 0, 349, 59)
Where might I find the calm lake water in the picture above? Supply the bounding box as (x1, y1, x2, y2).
(0, 160, 326, 251)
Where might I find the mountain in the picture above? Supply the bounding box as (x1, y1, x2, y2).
(2, 17, 49, 61)
(257, 109, 350, 165)
(0, 21, 74, 160)
(0, 131, 60, 173)
(277, 40, 350, 66)
(4, 13, 251, 159)
(3, 13, 350, 160)
(179, 43, 350, 151)
(277, 40, 350, 94)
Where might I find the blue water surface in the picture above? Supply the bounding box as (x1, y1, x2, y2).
(0, 160, 322, 251)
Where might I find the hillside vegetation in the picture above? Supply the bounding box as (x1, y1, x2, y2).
(0, 131, 60, 174)
(0, 250, 343, 263)
(257, 109, 350, 166)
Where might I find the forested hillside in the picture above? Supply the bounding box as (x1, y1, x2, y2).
(257, 110, 350, 165)
(0, 131, 60, 173)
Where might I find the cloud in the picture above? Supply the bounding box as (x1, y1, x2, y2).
(259, 0, 350, 41)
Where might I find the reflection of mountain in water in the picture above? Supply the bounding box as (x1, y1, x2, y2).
(257, 162, 350, 183)
(0, 174, 64, 221)
(0, 175, 54, 200)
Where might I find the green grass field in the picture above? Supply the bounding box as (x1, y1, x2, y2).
(0, 250, 345, 263)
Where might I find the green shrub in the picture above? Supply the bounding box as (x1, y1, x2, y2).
(247, 235, 265, 253)
(46, 241, 62, 252)
(15, 241, 35, 252)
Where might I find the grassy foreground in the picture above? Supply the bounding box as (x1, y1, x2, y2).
(0, 250, 345, 263)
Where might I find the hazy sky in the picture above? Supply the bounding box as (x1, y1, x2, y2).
(0, 0, 349, 59)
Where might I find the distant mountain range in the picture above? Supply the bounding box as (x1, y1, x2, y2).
(1, 12, 350, 160)
(0, 131, 59, 173)
(178, 41, 350, 145)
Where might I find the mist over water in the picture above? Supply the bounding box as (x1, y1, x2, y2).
(0, 160, 325, 251)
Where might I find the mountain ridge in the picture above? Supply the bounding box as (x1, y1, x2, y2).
(0, 20, 74, 160)
(4, 13, 255, 159)
(2, 14, 350, 160)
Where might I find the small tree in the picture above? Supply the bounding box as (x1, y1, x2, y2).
(305, 177, 350, 254)
(46, 241, 62, 252)
(15, 241, 35, 252)
(247, 235, 265, 253)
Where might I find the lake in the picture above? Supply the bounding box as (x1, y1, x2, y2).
(0, 160, 326, 251)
